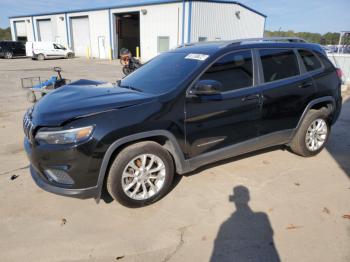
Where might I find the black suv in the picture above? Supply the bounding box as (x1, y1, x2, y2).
(24, 39, 342, 207)
(0, 41, 26, 59)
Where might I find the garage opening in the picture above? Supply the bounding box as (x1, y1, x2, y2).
(70, 16, 90, 57)
(115, 12, 140, 58)
(14, 21, 27, 42)
(37, 19, 53, 41)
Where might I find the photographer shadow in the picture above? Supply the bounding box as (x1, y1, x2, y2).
(211, 186, 280, 262)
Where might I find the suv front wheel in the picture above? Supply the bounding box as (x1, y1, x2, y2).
(290, 109, 330, 157)
(106, 141, 174, 207)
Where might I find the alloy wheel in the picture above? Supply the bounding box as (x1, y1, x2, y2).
(305, 118, 328, 151)
(121, 154, 166, 200)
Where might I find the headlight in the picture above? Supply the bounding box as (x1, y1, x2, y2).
(35, 126, 94, 144)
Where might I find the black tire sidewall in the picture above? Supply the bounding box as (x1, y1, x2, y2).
(107, 142, 174, 207)
(5, 51, 13, 59)
(122, 66, 131, 76)
(296, 109, 330, 156)
(37, 54, 45, 61)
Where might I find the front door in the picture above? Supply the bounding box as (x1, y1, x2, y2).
(185, 50, 262, 158)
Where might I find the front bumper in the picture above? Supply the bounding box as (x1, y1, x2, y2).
(24, 137, 100, 200)
(30, 165, 98, 199)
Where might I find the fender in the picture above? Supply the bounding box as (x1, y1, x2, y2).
(290, 96, 335, 140)
(95, 130, 189, 202)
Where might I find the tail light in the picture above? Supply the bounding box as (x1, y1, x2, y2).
(336, 68, 343, 79)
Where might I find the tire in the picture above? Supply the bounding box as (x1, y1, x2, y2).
(107, 141, 174, 208)
(27, 91, 36, 103)
(66, 53, 74, 59)
(122, 66, 131, 76)
(4, 51, 13, 59)
(37, 54, 45, 61)
(289, 108, 330, 157)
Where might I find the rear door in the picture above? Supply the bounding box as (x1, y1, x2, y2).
(15, 42, 26, 56)
(257, 48, 316, 136)
(0, 42, 4, 56)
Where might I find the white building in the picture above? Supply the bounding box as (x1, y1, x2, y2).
(9, 0, 266, 61)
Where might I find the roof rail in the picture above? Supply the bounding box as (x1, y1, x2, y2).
(216, 37, 308, 48)
(237, 37, 307, 44)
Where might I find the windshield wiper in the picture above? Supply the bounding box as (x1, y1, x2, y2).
(116, 80, 143, 92)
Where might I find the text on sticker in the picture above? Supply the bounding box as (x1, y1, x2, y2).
(185, 54, 209, 61)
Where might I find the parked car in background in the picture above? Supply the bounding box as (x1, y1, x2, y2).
(24, 38, 342, 207)
(0, 41, 26, 59)
(26, 42, 74, 60)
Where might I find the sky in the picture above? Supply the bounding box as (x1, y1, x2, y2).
(0, 0, 349, 34)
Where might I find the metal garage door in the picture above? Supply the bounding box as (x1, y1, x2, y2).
(37, 19, 53, 41)
(70, 16, 90, 57)
(14, 21, 27, 39)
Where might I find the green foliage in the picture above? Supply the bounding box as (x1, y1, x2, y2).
(264, 30, 345, 45)
(0, 27, 11, 40)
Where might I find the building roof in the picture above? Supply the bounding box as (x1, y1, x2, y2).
(9, 0, 266, 19)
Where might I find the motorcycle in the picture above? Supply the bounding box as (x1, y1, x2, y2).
(120, 48, 142, 76)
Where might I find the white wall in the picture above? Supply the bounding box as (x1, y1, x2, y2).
(67, 10, 110, 58)
(33, 14, 67, 44)
(9, 2, 265, 60)
(10, 17, 35, 42)
(328, 54, 350, 84)
(190, 2, 265, 43)
(111, 2, 182, 61)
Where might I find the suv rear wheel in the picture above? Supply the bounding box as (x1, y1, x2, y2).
(107, 141, 174, 207)
(290, 109, 330, 157)
(4, 51, 13, 59)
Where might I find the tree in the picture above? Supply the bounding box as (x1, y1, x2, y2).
(0, 27, 11, 40)
(264, 30, 340, 45)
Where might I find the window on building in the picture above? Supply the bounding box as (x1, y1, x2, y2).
(158, 36, 170, 53)
(198, 37, 207, 42)
(259, 49, 300, 83)
(298, 49, 322, 72)
(199, 50, 254, 92)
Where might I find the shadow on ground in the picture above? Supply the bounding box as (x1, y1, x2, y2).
(326, 96, 350, 178)
(210, 186, 280, 262)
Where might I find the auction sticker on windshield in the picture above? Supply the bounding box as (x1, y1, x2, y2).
(185, 53, 209, 61)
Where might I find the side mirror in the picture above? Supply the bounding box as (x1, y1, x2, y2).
(190, 80, 222, 95)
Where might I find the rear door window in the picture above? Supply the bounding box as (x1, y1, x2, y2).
(298, 49, 322, 72)
(259, 49, 300, 83)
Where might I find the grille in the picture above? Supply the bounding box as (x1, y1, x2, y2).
(23, 112, 34, 140)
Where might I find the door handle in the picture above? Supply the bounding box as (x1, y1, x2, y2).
(242, 94, 260, 101)
(298, 82, 313, 88)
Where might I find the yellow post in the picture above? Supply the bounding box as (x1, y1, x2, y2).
(86, 47, 91, 59)
(136, 46, 140, 59)
(109, 48, 113, 60)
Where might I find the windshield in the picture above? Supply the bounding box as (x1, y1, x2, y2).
(120, 52, 206, 94)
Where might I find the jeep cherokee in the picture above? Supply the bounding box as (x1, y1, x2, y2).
(23, 39, 342, 207)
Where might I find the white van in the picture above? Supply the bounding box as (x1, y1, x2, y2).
(26, 42, 74, 60)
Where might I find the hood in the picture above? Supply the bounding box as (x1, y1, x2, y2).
(31, 80, 155, 126)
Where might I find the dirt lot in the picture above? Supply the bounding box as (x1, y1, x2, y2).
(0, 58, 349, 262)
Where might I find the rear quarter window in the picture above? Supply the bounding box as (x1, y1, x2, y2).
(298, 49, 322, 72)
(259, 49, 300, 83)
